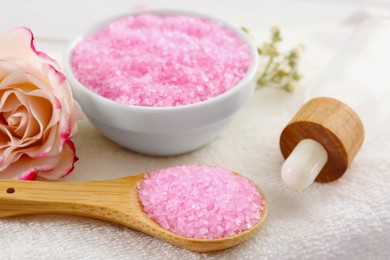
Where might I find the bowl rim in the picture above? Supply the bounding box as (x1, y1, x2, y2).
(63, 8, 259, 113)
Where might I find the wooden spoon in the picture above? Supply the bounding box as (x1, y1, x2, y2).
(0, 173, 267, 252)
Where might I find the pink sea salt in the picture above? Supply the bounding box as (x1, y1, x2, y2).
(138, 165, 265, 239)
(70, 14, 251, 107)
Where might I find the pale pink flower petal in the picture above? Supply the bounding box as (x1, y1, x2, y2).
(37, 140, 78, 180)
(0, 155, 39, 180)
(44, 63, 82, 136)
(0, 27, 59, 70)
(0, 60, 21, 80)
(0, 124, 13, 150)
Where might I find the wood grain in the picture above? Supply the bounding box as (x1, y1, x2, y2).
(280, 97, 364, 182)
(0, 174, 267, 252)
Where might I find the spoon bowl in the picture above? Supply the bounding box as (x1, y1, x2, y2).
(0, 173, 267, 252)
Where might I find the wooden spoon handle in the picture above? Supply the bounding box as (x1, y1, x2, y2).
(0, 179, 95, 218)
(0, 176, 142, 219)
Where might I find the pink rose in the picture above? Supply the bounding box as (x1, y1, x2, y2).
(0, 27, 82, 180)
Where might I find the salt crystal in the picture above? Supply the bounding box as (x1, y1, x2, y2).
(217, 225, 224, 232)
(71, 14, 251, 107)
(138, 166, 264, 239)
(200, 227, 208, 235)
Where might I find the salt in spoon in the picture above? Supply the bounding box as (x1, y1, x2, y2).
(0, 171, 267, 252)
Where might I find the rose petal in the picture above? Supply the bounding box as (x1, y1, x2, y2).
(27, 90, 61, 130)
(19, 170, 38, 181)
(46, 64, 66, 85)
(0, 60, 21, 82)
(0, 155, 39, 180)
(5, 107, 28, 137)
(0, 27, 59, 70)
(23, 124, 59, 158)
(0, 124, 13, 150)
(0, 65, 53, 94)
(37, 140, 78, 180)
(59, 102, 83, 144)
(0, 70, 36, 99)
(41, 64, 83, 149)
(70, 101, 83, 135)
(0, 140, 77, 180)
(44, 63, 83, 137)
(0, 90, 36, 141)
(0, 89, 20, 112)
(26, 95, 52, 131)
(12, 91, 41, 140)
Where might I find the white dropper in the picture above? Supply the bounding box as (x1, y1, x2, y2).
(281, 139, 328, 191)
(280, 18, 390, 190)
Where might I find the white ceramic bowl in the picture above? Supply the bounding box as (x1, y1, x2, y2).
(63, 9, 259, 156)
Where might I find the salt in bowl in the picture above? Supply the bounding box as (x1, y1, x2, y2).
(63, 9, 259, 156)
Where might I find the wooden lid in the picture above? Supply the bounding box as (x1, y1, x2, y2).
(280, 97, 365, 182)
